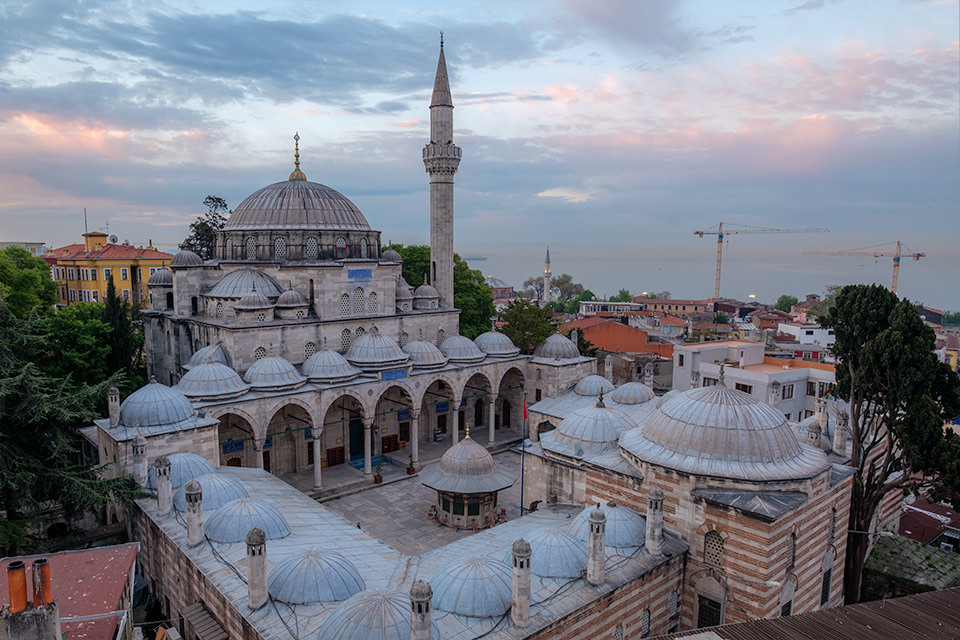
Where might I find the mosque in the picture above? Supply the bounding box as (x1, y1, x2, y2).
(86, 43, 881, 639)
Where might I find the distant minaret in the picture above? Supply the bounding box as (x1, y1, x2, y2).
(423, 34, 461, 308)
(543, 247, 552, 304)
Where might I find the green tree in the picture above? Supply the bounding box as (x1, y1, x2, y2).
(42, 303, 112, 388)
(180, 195, 229, 259)
(103, 276, 145, 394)
(566, 289, 597, 314)
(386, 244, 430, 288)
(498, 299, 557, 355)
(609, 288, 632, 303)
(551, 273, 584, 305)
(0, 246, 57, 318)
(569, 329, 598, 357)
(453, 256, 495, 339)
(522, 275, 544, 301)
(942, 311, 960, 326)
(775, 294, 799, 313)
(821, 284, 960, 603)
(713, 311, 729, 324)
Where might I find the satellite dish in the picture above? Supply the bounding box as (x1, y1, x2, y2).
(108, 235, 119, 244)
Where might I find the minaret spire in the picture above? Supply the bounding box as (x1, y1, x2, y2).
(543, 246, 552, 304)
(423, 38, 461, 308)
(289, 132, 307, 181)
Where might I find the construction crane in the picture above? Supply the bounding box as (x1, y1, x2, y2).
(694, 222, 830, 298)
(802, 241, 925, 295)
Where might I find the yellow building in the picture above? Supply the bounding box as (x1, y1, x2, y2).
(47, 232, 173, 306)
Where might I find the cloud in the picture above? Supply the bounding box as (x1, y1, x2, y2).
(536, 187, 595, 203)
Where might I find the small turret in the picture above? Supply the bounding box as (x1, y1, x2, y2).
(107, 387, 120, 427)
(410, 579, 433, 640)
(587, 504, 606, 585)
(246, 528, 267, 610)
(511, 538, 532, 627)
(185, 480, 204, 546)
(155, 456, 172, 515)
(645, 486, 665, 555)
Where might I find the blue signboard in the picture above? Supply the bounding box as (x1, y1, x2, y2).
(348, 268, 372, 281)
(436, 401, 449, 414)
(382, 369, 408, 381)
(222, 439, 245, 454)
(304, 428, 314, 440)
(398, 409, 411, 422)
(263, 435, 273, 450)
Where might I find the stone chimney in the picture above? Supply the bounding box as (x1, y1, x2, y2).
(604, 356, 613, 382)
(570, 330, 579, 352)
(32, 559, 52, 606)
(132, 435, 148, 488)
(410, 579, 433, 640)
(815, 397, 828, 431)
(587, 505, 606, 585)
(4, 560, 61, 640)
(185, 480, 203, 546)
(806, 422, 822, 447)
(690, 371, 701, 389)
(645, 487, 665, 556)
(155, 456, 172, 515)
(511, 538, 532, 628)
(246, 528, 267, 610)
(833, 411, 849, 457)
(108, 386, 121, 427)
(767, 380, 781, 409)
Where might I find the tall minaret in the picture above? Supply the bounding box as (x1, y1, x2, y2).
(423, 34, 461, 308)
(543, 247, 552, 304)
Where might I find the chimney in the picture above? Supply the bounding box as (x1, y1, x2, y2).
(833, 411, 849, 457)
(806, 422, 821, 447)
(815, 397, 828, 431)
(690, 371, 701, 389)
(246, 528, 267, 610)
(32, 559, 52, 606)
(409, 579, 433, 640)
(511, 539, 531, 628)
(4, 560, 61, 640)
(185, 480, 203, 546)
(132, 435, 148, 488)
(587, 505, 606, 585)
(604, 356, 613, 382)
(570, 330, 579, 352)
(155, 456, 172, 515)
(7, 561, 27, 614)
(767, 380, 781, 408)
(108, 387, 121, 427)
(645, 487, 665, 556)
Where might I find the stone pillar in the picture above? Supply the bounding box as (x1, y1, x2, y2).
(833, 411, 849, 457)
(587, 505, 606, 585)
(511, 538, 532, 628)
(312, 434, 322, 490)
(254, 438, 265, 470)
(410, 579, 433, 640)
(155, 456, 172, 515)
(246, 528, 267, 610)
(452, 406, 462, 445)
(363, 416, 374, 476)
(108, 386, 120, 427)
(604, 356, 613, 382)
(185, 480, 203, 547)
(488, 398, 497, 445)
(411, 409, 421, 465)
(768, 380, 782, 409)
(132, 435, 148, 488)
(645, 486, 664, 555)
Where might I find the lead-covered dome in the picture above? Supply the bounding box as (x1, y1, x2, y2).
(420, 436, 515, 494)
(381, 248, 403, 263)
(147, 268, 173, 286)
(170, 250, 203, 267)
(345, 333, 409, 371)
(275, 287, 308, 308)
(474, 331, 520, 358)
(172, 472, 248, 512)
(431, 556, 512, 618)
(243, 356, 306, 391)
(506, 528, 587, 579)
(204, 498, 291, 543)
(118, 381, 195, 431)
(236, 288, 272, 310)
(317, 589, 440, 640)
(147, 453, 217, 492)
(574, 375, 614, 397)
(402, 340, 447, 369)
(207, 268, 283, 298)
(439, 335, 485, 363)
(268, 548, 365, 604)
(620, 381, 830, 481)
(611, 381, 656, 405)
(302, 350, 362, 382)
(177, 362, 250, 400)
(225, 180, 371, 232)
(544, 399, 640, 456)
(534, 333, 580, 359)
(185, 344, 230, 370)
(569, 502, 645, 549)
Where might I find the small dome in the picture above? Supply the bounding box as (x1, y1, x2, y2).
(243, 356, 306, 390)
(236, 288, 272, 310)
(225, 179, 371, 232)
(403, 340, 447, 369)
(173, 472, 248, 511)
(207, 268, 283, 298)
(533, 333, 580, 359)
(268, 548, 365, 604)
(432, 556, 512, 617)
(170, 250, 203, 267)
(474, 331, 520, 358)
(118, 381, 195, 431)
(395, 276, 414, 301)
(204, 498, 291, 543)
(275, 288, 308, 307)
(504, 528, 587, 579)
(185, 344, 230, 369)
(611, 381, 655, 405)
(345, 333, 409, 371)
(147, 453, 217, 491)
(177, 362, 250, 399)
(569, 502, 645, 549)
(439, 335, 485, 363)
(302, 350, 362, 382)
(420, 436, 515, 494)
(147, 268, 173, 286)
(545, 401, 640, 456)
(318, 589, 440, 640)
(574, 375, 615, 397)
(381, 248, 403, 263)
(414, 282, 439, 300)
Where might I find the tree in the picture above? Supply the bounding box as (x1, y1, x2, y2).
(569, 329, 598, 357)
(821, 284, 960, 603)
(609, 288, 632, 303)
(386, 244, 430, 288)
(522, 275, 544, 301)
(42, 303, 112, 388)
(942, 311, 960, 326)
(0, 246, 57, 318)
(103, 276, 145, 395)
(713, 311, 729, 324)
(566, 289, 597, 314)
(453, 256, 495, 339)
(551, 273, 584, 304)
(498, 299, 557, 355)
(775, 294, 799, 313)
(179, 196, 229, 259)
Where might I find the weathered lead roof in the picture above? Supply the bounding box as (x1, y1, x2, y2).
(473, 331, 520, 358)
(345, 333, 409, 371)
(430, 555, 512, 618)
(541, 401, 640, 457)
(533, 333, 580, 359)
(268, 548, 365, 604)
(317, 588, 441, 640)
(206, 268, 283, 298)
(118, 381, 196, 431)
(568, 502, 646, 550)
(185, 343, 231, 370)
(177, 362, 250, 400)
(173, 472, 248, 512)
(419, 436, 516, 494)
(225, 179, 371, 232)
(573, 374, 614, 396)
(439, 335, 486, 363)
(691, 489, 808, 522)
(243, 356, 306, 391)
(204, 498, 291, 543)
(302, 350, 362, 382)
(505, 527, 587, 579)
(402, 340, 448, 369)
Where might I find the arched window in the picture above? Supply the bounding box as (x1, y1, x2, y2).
(274, 237, 287, 259)
(436, 329, 446, 346)
(225, 237, 232, 258)
(398, 332, 409, 348)
(340, 294, 350, 317)
(304, 342, 317, 358)
(641, 609, 651, 637)
(305, 236, 319, 259)
(359, 236, 368, 258)
(340, 329, 351, 353)
(355, 327, 365, 338)
(216, 302, 224, 318)
(353, 287, 365, 314)
(704, 530, 723, 567)
(335, 236, 347, 259)
(613, 625, 623, 640)
(254, 346, 266, 360)
(787, 532, 796, 570)
(368, 291, 378, 313)
(245, 237, 256, 260)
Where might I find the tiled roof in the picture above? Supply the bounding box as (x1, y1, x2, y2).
(48, 243, 172, 261)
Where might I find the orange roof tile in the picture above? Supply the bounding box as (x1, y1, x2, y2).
(47, 243, 172, 261)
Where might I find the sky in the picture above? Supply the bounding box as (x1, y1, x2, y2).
(1, 0, 957, 309)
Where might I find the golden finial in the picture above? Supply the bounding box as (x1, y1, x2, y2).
(465, 420, 470, 439)
(440, 32, 444, 50)
(289, 132, 307, 181)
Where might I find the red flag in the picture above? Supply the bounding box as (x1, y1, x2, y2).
(523, 397, 527, 420)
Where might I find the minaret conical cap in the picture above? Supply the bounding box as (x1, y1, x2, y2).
(431, 41, 453, 108)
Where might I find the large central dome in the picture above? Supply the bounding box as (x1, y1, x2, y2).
(225, 179, 371, 232)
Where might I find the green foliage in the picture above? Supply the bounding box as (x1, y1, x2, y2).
(550, 273, 584, 304)
(569, 329, 598, 357)
(179, 195, 228, 259)
(943, 311, 960, 326)
(565, 289, 597, 314)
(386, 244, 431, 290)
(809, 285, 841, 320)
(0, 246, 57, 318)
(821, 284, 960, 603)
(43, 303, 112, 387)
(609, 288, 632, 303)
(498, 299, 557, 354)
(522, 275, 545, 301)
(775, 294, 799, 313)
(713, 312, 729, 324)
(103, 277, 144, 394)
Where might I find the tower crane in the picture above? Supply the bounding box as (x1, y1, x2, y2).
(802, 241, 925, 295)
(694, 222, 830, 298)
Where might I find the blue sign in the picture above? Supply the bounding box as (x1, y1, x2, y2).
(263, 435, 273, 450)
(382, 369, 408, 381)
(222, 439, 245, 454)
(398, 409, 411, 421)
(304, 428, 314, 440)
(436, 401, 449, 414)
(348, 268, 372, 281)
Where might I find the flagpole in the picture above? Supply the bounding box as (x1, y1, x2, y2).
(520, 391, 527, 516)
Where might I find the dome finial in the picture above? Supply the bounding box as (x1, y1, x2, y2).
(596, 390, 606, 408)
(440, 31, 444, 50)
(289, 132, 307, 181)
(465, 420, 470, 439)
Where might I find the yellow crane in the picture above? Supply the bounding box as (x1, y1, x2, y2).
(802, 241, 925, 295)
(694, 222, 830, 298)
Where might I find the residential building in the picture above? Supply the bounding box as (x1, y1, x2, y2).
(0, 241, 46, 257)
(563, 316, 674, 359)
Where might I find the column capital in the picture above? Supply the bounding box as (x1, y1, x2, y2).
(410, 408, 422, 419)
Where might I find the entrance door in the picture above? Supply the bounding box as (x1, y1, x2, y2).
(474, 399, 484, 428)
(262, 450, 271, 473)
(502, 400, 511, 428)
(697, 595, 722, 628)
(349, 415, 364, 460)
